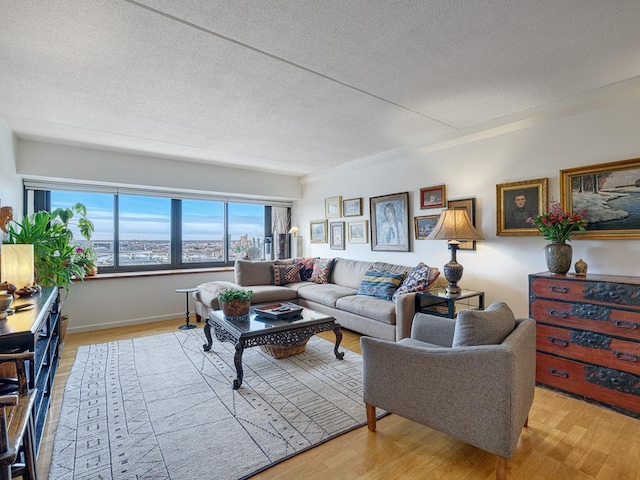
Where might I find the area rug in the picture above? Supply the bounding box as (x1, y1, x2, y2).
(50, 329, 381, 479)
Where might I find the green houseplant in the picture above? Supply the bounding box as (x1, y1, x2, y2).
(218, 289, 253, 318)
(3, 203, 95, 296)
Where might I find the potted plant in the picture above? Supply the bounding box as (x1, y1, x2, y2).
(218, 289, 253, 318)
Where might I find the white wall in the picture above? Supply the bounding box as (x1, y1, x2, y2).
(296, 98, 640, 317)
(0, 118, 21, 216)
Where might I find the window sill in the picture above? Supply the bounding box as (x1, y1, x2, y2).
(81, 266, 234, 280)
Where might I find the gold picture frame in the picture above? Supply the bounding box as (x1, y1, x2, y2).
(342, 197, 363, 217)
(496, 178, 548, 236)
(348, 220, 368, 243)
(325, 196, 342, 218)
(310, 219, 327, 243)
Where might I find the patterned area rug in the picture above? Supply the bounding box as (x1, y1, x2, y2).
(50, 329, 379, 479)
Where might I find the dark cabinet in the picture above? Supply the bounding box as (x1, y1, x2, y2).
(529, 273, 640, 418)
(0, 286, 60, 454)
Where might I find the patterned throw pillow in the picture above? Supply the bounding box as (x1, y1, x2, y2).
(357, 268, 406, 301)
(392, 262, 440, 301)
(310, 258, 335, 284)
(294, 257, 316, 281)
(271, 264, 302, 286)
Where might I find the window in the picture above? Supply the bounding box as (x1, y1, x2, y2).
(41, 185, 281, 272)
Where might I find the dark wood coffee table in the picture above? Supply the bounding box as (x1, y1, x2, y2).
(203, 306, 344, 389)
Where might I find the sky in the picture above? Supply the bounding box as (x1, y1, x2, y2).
(51, 191, 265, 241)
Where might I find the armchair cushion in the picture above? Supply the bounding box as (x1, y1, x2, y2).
(452, 302, 515, 347)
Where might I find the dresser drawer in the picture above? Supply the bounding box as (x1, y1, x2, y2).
(537, 324, 640, 375)
(536, 352, 640, 416)
(530, 277, 640, 309)
(531, 298, 640, 341)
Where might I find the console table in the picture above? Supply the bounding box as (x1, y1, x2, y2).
(529, 272, 640, 418)
(0, 286, 61, 453)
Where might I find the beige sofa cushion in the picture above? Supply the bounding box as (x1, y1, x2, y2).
(297, 283, 357, 307)
(332, 258, 375, 289)
(336, 294, 396, 325)
(235, 260, 274, 286)
(247, 285, 298, 304)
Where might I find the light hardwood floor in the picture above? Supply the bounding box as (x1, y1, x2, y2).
(39, 320, 640, 480)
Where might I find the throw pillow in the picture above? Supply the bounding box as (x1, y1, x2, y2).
(391, 263, 441, 301)
(310, 258, 335, 284)
(294, 257, 316, 281)
(270, 264, 302, 286)
(452, 302, 516, 347)
(357, 268, 406, 301)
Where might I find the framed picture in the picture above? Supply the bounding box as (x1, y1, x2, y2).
(561, 157, 640, 239)
(325, 196, 342, 218)
(420, 185, 446, 209)
(496, 178, 548, 236)
(348, 220, 368, 243)
(343, 197, 363, 217)
(310, 219, 327, 243)
(330, 221, 345, 250)
(414, 215, 439, 240)
(370, 192, 410, 252)
(447, 197, 477, 250)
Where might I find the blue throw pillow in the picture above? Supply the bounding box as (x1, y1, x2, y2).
(357, 268, 406, 301)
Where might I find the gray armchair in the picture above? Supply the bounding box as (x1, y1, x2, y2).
(361, 303, 535, 480)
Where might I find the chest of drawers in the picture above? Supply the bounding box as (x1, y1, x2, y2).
(529, 272, 640, 418)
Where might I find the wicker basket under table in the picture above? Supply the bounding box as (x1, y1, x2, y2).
(260, 339, 309, 359)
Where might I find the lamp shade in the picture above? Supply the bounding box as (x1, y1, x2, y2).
(288, 226, 300, 235)
(1, 244, 35, 288)
(426, 209, 484, 241)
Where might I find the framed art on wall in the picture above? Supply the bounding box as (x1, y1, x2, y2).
(342, 197, 363, 217)
(447, 197, 477, 250)
(560, 157, 640, 239)
(370, 192, 410, 252)
(329, 221, 345, 250)
(420, 185, 446, 209)
(310, 219, 327, 243)
(325, 196, 342, 218)
(348, 220, 368, 243)
(414, 215, 439, 240)
(496, 178, 548, 236)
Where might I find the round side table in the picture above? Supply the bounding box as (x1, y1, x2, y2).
(175, 287, 198, 330)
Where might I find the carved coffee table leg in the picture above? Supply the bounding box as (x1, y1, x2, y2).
(333, 324, 345, 360)
(203, 320, 213, 351)
(233, 341, 245, 389)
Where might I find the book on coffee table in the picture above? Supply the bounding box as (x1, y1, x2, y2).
(253, 302, 304, 320)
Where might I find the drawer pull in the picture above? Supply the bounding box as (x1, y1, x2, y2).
(548, 368, 569, 378)
(549, 337, 569, 347)
(614, 352, 639, 363)
(613, 320, 639, 330)
(548, 286, 569, 294)
(548, 309, 569, 318)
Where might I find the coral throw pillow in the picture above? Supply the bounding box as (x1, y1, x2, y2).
(357, 268, 406, 301)
(294, 257, 316, 281)
(271, 264, 302, 286)
(392, 263, 440, 301)
(310, 258, 335, 284)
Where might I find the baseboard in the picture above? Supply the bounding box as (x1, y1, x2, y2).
(67, 313, 182, 334)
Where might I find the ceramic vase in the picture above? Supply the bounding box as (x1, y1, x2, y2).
(545, 242, 572, 275)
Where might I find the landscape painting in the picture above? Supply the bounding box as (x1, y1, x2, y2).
(561, 158, 640, 239)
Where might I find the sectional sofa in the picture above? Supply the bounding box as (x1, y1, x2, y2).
(193, 257, 445, 341)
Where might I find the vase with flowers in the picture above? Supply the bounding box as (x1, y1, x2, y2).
(527, 202, 588, 275)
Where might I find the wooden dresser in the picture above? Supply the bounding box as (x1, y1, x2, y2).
(529, 272, 640, 418)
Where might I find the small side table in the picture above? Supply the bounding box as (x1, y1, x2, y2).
(175, 287, 198, 330)
(415, 289, 485, 318)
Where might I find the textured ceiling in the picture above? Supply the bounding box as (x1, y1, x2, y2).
(2, 0, 640, 177)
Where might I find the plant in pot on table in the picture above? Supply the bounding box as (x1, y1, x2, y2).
(218, 289, 253, 319)
(527, 201, 587, 275)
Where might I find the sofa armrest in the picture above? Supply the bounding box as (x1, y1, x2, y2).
(394, 292, 417, 340)
(194, 281, 241, 309)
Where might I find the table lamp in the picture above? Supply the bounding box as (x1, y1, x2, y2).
(288, 226, 302, 257)
(426, 208, 483, 297)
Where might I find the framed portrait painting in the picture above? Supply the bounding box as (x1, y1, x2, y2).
(343, 197, 363, 217)
(370, 192, 410, 252)
(561, 157, 640, 239)
(496, 178, 548, 236)
(310, 219, 327, 243)
(325, 196, 342, 218)
(414, 215, 439, 240)
(447, 197, 477, 250)
(348, 220, 368, 243)
(420, 185, 446, 209)
(329, 221, 345, 250)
